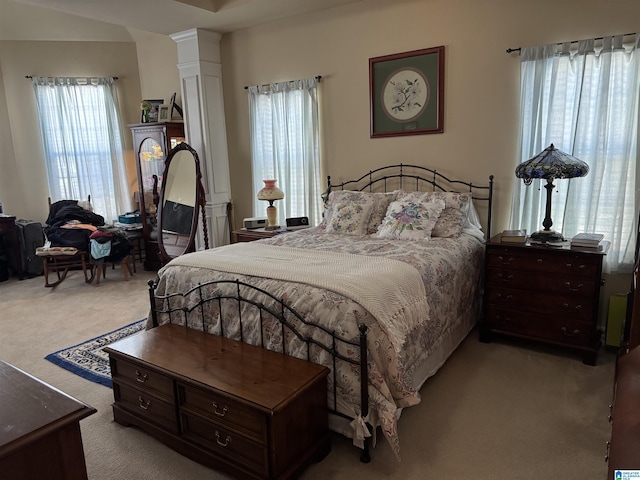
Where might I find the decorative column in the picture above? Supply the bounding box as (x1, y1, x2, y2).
(170, 28, 231, 249)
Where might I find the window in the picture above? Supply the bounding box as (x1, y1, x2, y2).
(247, 77, 322, 227)
(32, 77, 130, 222)
(511, 36, 640, 272)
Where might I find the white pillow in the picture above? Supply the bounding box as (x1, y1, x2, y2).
(375, 199, 446, 240)
(325, 200, 374, 235)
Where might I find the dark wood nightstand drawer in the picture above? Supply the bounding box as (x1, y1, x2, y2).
(486, 248, 601, 278)
(485, 268, 598, 296)
(485, 306, 593, 348)
(485, 286, 595, 321)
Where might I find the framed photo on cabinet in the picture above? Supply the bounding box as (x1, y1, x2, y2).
(369, 46, 445, 138)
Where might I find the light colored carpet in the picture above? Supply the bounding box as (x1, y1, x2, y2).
(0, 270, 614, 479)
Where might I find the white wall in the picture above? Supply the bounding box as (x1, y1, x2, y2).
(220, 0, 640, 236)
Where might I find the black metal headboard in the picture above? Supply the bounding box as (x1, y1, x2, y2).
(322, 163, 495, 239)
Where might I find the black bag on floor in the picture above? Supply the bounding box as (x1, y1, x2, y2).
(15, 219, 45, 276)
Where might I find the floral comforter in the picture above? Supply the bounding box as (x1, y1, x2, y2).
(151, 226, 485, 459)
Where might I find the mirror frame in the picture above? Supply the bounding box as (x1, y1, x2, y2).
(156, 142, 208, 265)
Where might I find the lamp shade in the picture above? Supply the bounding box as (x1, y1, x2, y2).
(515, 144, 589, 185)
(257, 179, 284, 202)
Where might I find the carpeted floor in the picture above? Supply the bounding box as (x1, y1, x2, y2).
(0, 270, 615, 479)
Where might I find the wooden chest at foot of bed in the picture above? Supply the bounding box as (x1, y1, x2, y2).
(105, 323, 331, 480)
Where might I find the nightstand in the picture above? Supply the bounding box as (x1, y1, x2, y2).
(232, 228, 277, 243)
(480, 235, 609, 365)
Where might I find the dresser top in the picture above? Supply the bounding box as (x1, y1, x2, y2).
(487, 234, 610, 255)
(0, 360, 96, 453)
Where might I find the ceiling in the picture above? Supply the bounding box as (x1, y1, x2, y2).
(0, 0, 363, 41)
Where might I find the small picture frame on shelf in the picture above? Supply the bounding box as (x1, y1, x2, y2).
(141, 99, 163, 123)
(158, 105, 170, 122)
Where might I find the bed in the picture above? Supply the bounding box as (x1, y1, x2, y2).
(147, 164, 494, 462)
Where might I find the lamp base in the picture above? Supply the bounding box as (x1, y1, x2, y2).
(264, 225, 280, 231)
(530, 230, 565, 244)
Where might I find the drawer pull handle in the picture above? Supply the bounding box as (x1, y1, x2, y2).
(496, 293, 513, 301)
(215, 431, 231, 447)
(604, 440, 610, 462)
(138, 396, 151, 410)
(564, 282, 584, 292)
(536, 258, 543, 263)
(497, 256, 514, 265)
(608, 403, 613, 422)
(135, 370, 148, 383)
(212, 402, 228, 417)
(562, 303, 583, 311)
(497, 273, 514, 282)
(561, 327, 580, 337)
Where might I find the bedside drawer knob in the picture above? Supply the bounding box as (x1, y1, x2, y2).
(496, 293, 513, 302)
(562, 303, 582, 311)
(561, 326, 580, 337)
(215, 431, 231, 447)
(498, 256, 514, 265)
(497, 273, 514, 282)
(138, 396, 151, 410)
(135, 370, 148, 383)
(212, 401, 228, 417)
(564, 282, 584, 292)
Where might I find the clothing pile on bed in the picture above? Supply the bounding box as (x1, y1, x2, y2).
(45, 200, 132, 264)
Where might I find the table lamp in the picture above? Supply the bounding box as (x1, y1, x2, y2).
(257, 179, 284, 230)
(515, 143, 589, 243)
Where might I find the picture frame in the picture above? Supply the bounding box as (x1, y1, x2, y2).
(141, 99, 163, 123)
(169, 92, 183, 119)
(158, 105, 170, 122)
(369, 46, 445, 138)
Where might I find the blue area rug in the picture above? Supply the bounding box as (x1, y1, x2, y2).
(45, 319, 146, 387)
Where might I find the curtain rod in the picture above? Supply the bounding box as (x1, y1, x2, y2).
(244, 75, 322, 90)
(25, 75, 119, 80)
(506, 32, 637, 54)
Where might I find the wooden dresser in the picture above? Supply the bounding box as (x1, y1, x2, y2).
(481, 235, 608, 365)
(607, 345, 640, 475)
(0, 360, 96, 480)
(105, 324, 331, 480)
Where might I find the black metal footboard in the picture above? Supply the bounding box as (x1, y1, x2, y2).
(148, 278, 373, 463)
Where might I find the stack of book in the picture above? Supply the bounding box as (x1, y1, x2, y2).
(570, 233, 605, 250)
(500, 229, 527, 243)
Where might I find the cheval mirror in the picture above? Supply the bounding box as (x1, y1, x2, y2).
(157, 142, 208, 265)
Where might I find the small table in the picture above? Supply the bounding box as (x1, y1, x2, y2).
(0, 359, 96, 480)
(232, 227, 277, 243)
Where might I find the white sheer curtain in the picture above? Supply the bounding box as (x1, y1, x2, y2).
(32, 77, 131, 223)
(510, 35, 640, 272)
(247, 77, 321, 227)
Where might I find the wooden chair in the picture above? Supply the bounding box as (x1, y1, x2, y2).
(91, 254, 134, 284)
(40, 196, 95, 287)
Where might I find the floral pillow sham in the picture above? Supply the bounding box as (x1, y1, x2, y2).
(323, 190, 397, 234)
(324, 199, 374, 235)
(396, 191, 472, 237)
(375, 199, 446, 240)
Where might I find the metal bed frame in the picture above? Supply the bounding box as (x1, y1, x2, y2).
(148, 164, 494, 463)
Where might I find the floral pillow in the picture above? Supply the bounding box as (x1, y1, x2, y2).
(325, 199, 374, 235)
(323, 190, 397, 234)
(375, 199, 446, 240)
(396, 191, 471, 237)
